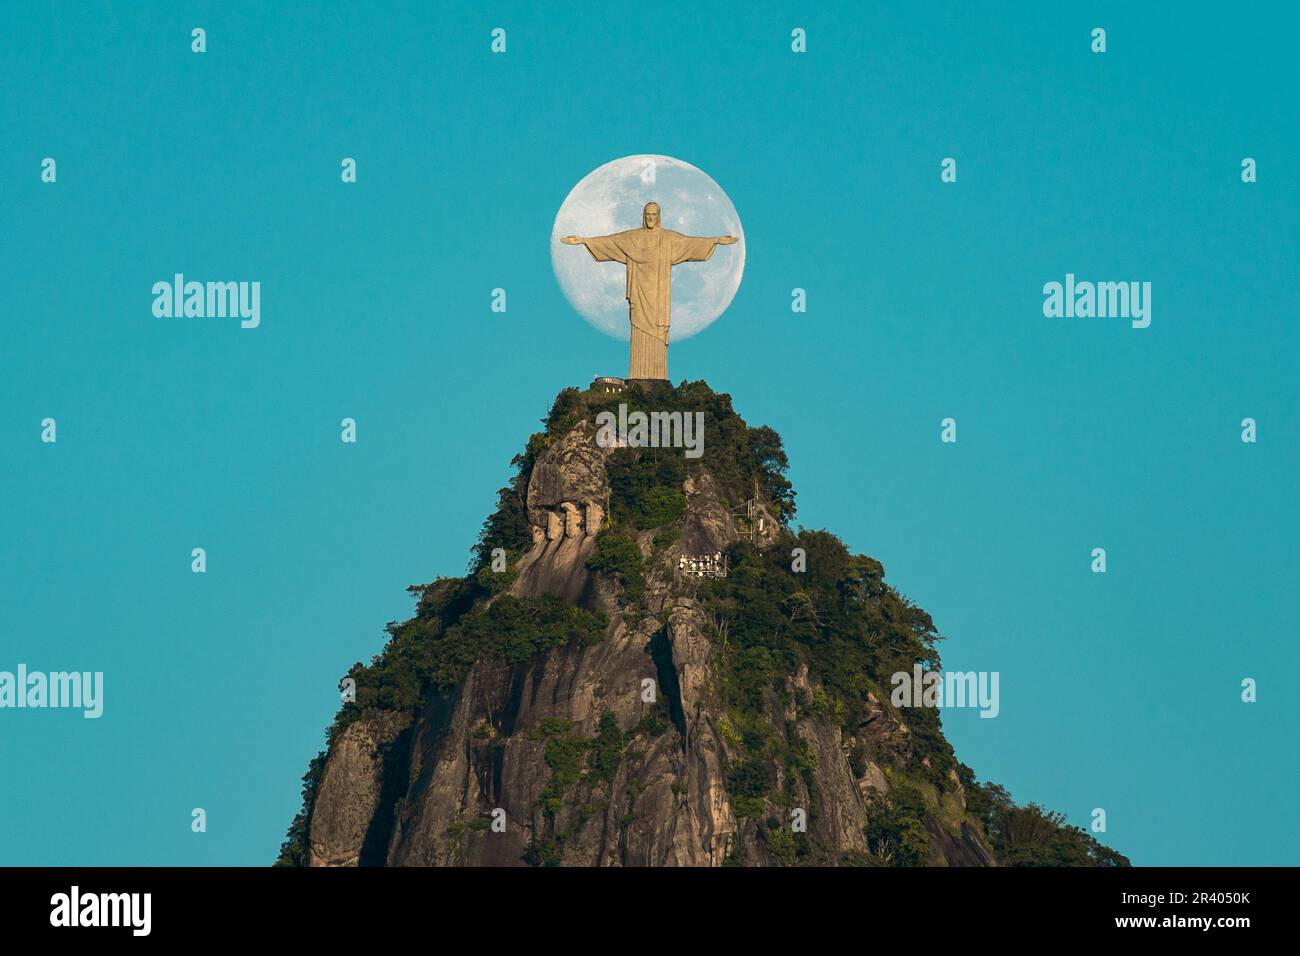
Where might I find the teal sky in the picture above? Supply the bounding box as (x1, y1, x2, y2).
(1, 2, 1295, 866)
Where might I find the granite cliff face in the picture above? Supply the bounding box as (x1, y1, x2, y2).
(278, 382, 1124, 868)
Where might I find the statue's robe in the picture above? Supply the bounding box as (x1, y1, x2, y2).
(582, 228, 721, 380)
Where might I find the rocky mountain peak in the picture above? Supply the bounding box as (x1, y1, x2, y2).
(277, 381, 1128, 868)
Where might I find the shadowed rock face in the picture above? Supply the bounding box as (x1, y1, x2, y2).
(301, 411, 996, 868)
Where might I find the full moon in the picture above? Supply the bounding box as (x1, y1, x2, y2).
(551, 155, 745, 342)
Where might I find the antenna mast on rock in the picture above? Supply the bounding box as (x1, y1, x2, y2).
(731, 477, 764, 545)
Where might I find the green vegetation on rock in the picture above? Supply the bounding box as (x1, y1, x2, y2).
(585, 528, 645, 605)
(962, 774, 1129, 866)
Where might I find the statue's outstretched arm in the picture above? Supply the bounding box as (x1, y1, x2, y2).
(565, 232, 630, 263)
(671, 233, 737, 265)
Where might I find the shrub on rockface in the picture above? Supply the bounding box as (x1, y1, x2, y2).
(470, 482, 532, 575)
(699, 528, 955, 789)
(606, 446, 687, 529)
(336, 593, 607, 723)
(961, 774, 1130, 866)
(865, 786, 932, 866)
(585, 528, 646, 605)
(591, 712, 624, 785)
(585, 380, 796, 526)
(274, 750, 327, 867)
(635, 485, 686, 528)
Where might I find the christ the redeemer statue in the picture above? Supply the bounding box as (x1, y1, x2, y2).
(562, 202, 737, 381)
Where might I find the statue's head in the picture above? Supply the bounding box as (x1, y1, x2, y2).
(642, 202, 660, 230)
